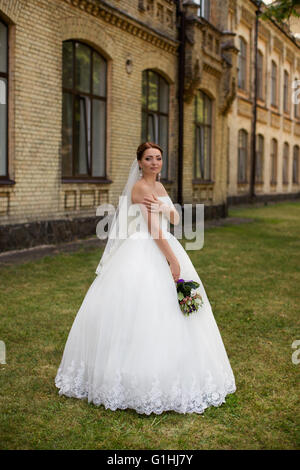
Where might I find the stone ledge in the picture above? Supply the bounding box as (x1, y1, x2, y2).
(0, 203, 228, 253)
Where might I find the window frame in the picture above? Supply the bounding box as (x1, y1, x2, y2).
(0, 17, 10, 183)
(282, 141, 289, 185)
(257, 50, 264, 101)
(195, 0, 210, 21)
(292, 145, 299, 184)
(61, 39, 108, 183)
(237, 129, 248, 184)
(238, 36, 247, 91)
(283, 69, 289, 114)
(193, 90, 213, 182)
(255, 133, 264, 184)
(271, 60, 278, 107)
(141, 69, 170, 181)
(270, 138, 277, 185)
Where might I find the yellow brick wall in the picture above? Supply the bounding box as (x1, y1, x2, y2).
(227, 0, 300, 198)
(0, 0, 179, 226)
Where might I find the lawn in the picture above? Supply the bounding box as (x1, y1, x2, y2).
(0, 200, 299, 449)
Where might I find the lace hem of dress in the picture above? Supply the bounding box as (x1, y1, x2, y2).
(55, 360, 236, 415)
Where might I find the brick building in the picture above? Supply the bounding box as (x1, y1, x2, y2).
(0, 0, 299, 252)
(227, 0, 300, 204)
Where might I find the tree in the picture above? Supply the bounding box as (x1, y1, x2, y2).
(259, 0, 300, 24)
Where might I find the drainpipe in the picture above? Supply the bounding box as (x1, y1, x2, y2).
(250, 1, 263, 201)
(176, 0, 185, 207)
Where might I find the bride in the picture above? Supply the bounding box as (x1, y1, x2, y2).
(55, 142, 236, 415)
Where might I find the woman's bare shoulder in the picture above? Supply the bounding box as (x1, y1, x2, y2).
(155, 182, 168, 196)
(131, 181, 149, 204)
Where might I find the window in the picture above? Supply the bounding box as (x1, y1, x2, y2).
(194, 90, 212, 181)
(141, 70, 169, 180)
(270, 138, 277, 185)
(255, 134, 264, 183)
(271, 61, 277, 106)
(293, 145, 299, 184)
(0, 19, 8, 179)
(257, 50, 263, 100)
(238, 37, 247, 90)
(62, 40, 107, 180)
(294, 77, 299, 119)
(237, 129, 248, 183)
(195, 0, 210, 21)
(283, 70, 289, 113)
(282, 142, 289, 184)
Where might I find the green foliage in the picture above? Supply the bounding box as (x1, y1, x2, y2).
(260, 0, 300, 24)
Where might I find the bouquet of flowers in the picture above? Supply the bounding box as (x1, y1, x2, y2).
(176, 279, 204, 316)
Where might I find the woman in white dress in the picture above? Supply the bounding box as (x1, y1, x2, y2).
(55, 142, 236, 415)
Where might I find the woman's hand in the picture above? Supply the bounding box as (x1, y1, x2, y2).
(169, 257, 181, 283)
(142, 194, 164, 213)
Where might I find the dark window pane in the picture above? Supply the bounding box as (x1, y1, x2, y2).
(0, 77, 7, 175)
(293, 146, 299, 183)
(92, 99, 106, 177)
(93, 52, 106, 97)
(196, 93, 204, 122)
(148, 71, 158, 111)
(204, 94, 211, 124)
(62, 41, 73, 89)
(160, 115, 168, 178)
(204, 126, 211, 179)
(0, 21, 7, 74)
(142, 71, 147, 108)
(141, 110, 147, 141)
(159, 76, 169, 114)
(74, 95, 90, 175)
(148, 113, 158, 141)
(75, 42, 91, 93)
(271, 62, 277, 105)
(62, 92, 73, 177)
(195, 126, 205, 179)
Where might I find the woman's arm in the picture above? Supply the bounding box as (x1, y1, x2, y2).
(143, 194, 180, 225)
(132, 185, 181, 281)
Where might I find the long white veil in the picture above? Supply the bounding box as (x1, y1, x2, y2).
(95, 158, 140, 277)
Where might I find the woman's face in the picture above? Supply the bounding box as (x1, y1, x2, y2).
(139, 148, 162, 178)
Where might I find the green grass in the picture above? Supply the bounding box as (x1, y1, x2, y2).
(0, 200, 299, 449)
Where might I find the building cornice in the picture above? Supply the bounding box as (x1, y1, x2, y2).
(63, 0, 179, 54)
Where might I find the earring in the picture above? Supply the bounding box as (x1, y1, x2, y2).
(158, 172, 161, 182)
(139, 166, 143, 178)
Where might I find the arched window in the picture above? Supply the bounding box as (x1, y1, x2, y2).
(293, 145, 299, 184)
(257, 50, 263, 100)
(0, 18, 8, 179)
(62, 40, 107, 180)
(283, 70, 289, 113)
(282, 142, 289, 184)
(255, 134, 264, 183)
(294, 77, 300, 119)
(194, 90, 212, 181)
(238, 37, 247, 90)
(141, 70, 169, 180)
(271, 61, 277, 106)
(270, 138, 277, 185)
(237, 129, 248, 183)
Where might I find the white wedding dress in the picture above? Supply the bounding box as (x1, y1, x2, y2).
(55, 194, 236, 415)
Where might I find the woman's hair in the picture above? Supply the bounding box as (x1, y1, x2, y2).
(136, 142, 163, 161)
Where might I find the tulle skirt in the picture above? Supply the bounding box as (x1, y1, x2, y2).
(55, 231, 236, 415)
